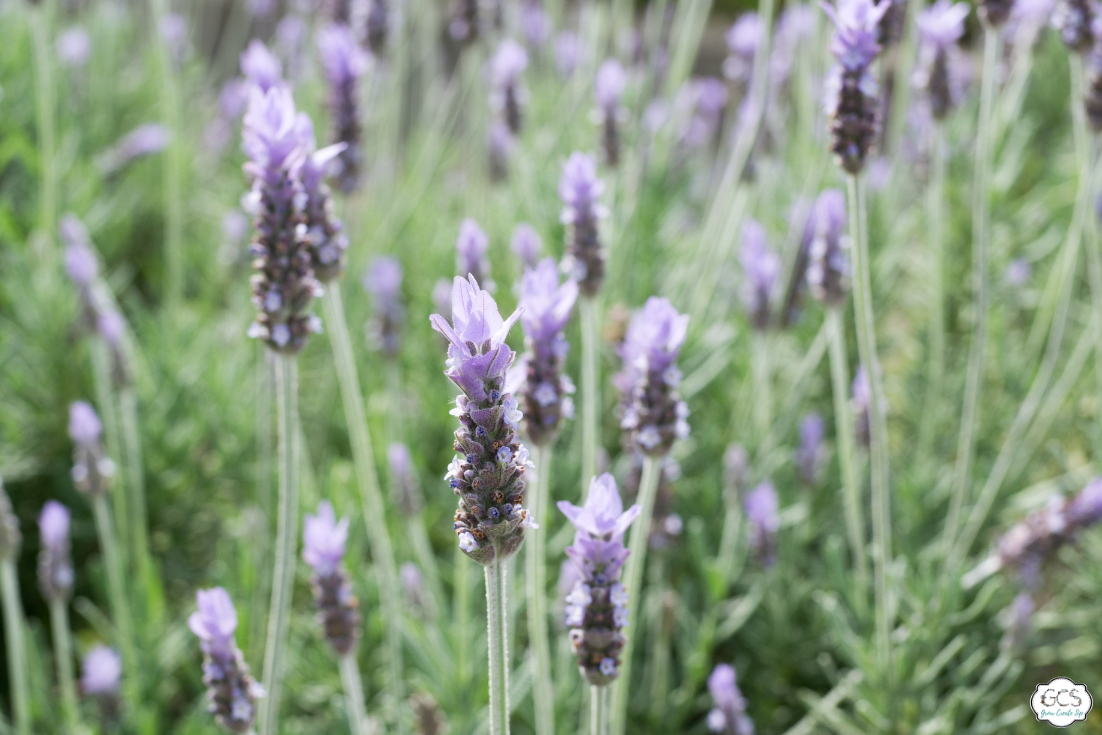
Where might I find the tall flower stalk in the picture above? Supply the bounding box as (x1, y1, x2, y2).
(317, 23, 370, 193)
(510, 258, 579, 735)
(0, 482, 29, 735)
(823, 0, 892, 674)
(150, 0, 184, 306)
(610, 298, 689, 735)
(430, 276, 537, 735)
(30, 0, 58, 260)
(558, 475, 641, 735)
(38, 501, 81, 732)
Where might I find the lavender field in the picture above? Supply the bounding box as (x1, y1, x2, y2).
(2, 0, 1102, 732)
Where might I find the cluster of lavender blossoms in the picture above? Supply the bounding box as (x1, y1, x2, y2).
(366, 0, 390, 55)
(81, 646, 122, 700)
(707, 664, 755, 735)
(510, 223, 542, 270)
(797, 413, 825, 485)
(617, 297, 691, 456)
(241, 40, 282, 92)
(805, 188, 850, 306)
(509, 258, 579, 446)
(823, 0, 890, 175)
(594, 59, 627, 167)
(560, 152, 608, 297)
(37, 501, 74, 603)
(297, 117, 349, 282)
(188, 588, 265, 733)
(242, 85, 322, 354)
(491, 40, 529, 135)
(431, 276, 537, 565)
(303, 501, 361, 655)
(317, 23, 369, 193)
(69, 402, 116, 497)
(558, 474, 641, 685)
(740, 220, 780, 329)
(363, 256, 405, 357)
(456, 218, 495, 292)
(61, 213, 99, 329)
(914, 1, 970, 119)
(1053, 0, 1094, 51)
(745, 482, 780, 566)
(723, 13, 761, 89)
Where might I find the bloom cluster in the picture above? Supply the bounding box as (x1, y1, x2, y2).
(37, 501, 74, 603)
(560, 152, 609, 297)
(558, 474, 641, 686)
(1053, 0, 1094, 52)
(491, 39, 529, 135)
(69, 402, 116, 498)
(431, 275, 536, 565)
(510, 258, 579, 446)
(805, 188, 849, 307)
(707, 664, 755, 735)
(366, 0, 389, 55)
(298, 118, 349, 282)
(363, 256, 405, 357)
(456, 218, 495, 292)
(745, 481, 780, 567)
(594, 59, 627, 167)
(303, 501, 362, 656)
(318, 24, 369, 193)
(188, 588, 265, 733)
(797, 413, 824, 485)
(617, 297, 691, 456)
(511, 223, 542, 270)
(740, 220, 780, 329)
(913, 1, 969, 119)
(823, 0, 890, 174)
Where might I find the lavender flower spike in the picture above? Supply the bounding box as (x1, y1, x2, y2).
(366, 0, 390, 55)
(511, 223, 542, 269)
(513, 258, 579, 446)
(805, 188, 850, 306)
(745, 481, 780, 566)
(242, 85, 321, 354)
(617, 298, 691, 456)
(303, 501, 361, 655)
(595, 59, 627, 167)
(81, 646, 122, 697)
(317, 24, 370, 192)
(189, 588, 265, 733)
(723, 14, 761, 85)
(491, 39, 529, 134)
(852, 365, 871, 448)
(456, 218, 495, 292)
(822, 0, 890, 174)
(240, 40, 283, 92)
(38, 501, 74, 603)
(363, 256, 405, 357)
(797, 413, 825, 485)
(487, 119, 515, 182)
(707, 664, 755, 735)
(296, 116, 349, 282)
(1053, 0, 1094, 48)
(558, 474, 641, 685)
(914, 1, 970, 118)
(560, 152, 609, 297)
(56, 28, 91, 68)
(740, 220, 780, 330)
(69, 402, 116, 497)
(431, 276, 536, 564)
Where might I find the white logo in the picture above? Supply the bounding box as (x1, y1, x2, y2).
(1030, 678, 1092, 727)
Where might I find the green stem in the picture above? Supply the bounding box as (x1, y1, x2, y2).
(323, 285, 405, 722)
(30, 2, 57, 258)
(609, 456, 661, 735)
(526, 445, 554, 735)
(580, 297, 600, 501)
(751, 331, 772, 441)
(918, 122, 947, 462)
(119, 386, 151, 592)
(845, 174, 891, 677)
(944, 28, 997, 556)
(339, 653, 371, 735)
(150, 0, 184, 306)
(590, 685, 608, 735)
(49, 597, 81, 734)
(92, 494, 140, 715)
(485, 559, 511, 735)
(826, 308, 868, 617)
(1, 560, 30, 735)
(259, 354, 299, 735)
(91, 340, 128, 571)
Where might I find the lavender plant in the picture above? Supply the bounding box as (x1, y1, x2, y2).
(594, 59, 627, 167)
(38, 501, 79, 731)
(0, 482, 29, 735)
(317, 23, 369, 193)
(189, 588, 265, 733)
(491, 40, 529, 135)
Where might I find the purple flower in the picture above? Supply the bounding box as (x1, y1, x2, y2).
(189, 588, 265, 731)
(521, 0, 552, 50)
(917, 0, 969, 47)
(363, 256, 405, 357)
(401, 562, 429, 609)
(365, 0, 390, 54)
(1006, 258, 1032, 287)
(38, 501, 74, 602)
(555, 32, 582, 77)
(595, 59, 627, 111)
(805, 188, 849, 306)
(797, 413, 824, 484)
(558, 474, 641, 685)
(824, 0, 891, 70)
(433, 278, 453, 319)
(560, 152, 608, 296)
(240, 40, 283, 92)
(1007, 591, 1034, 647)
(56, 27, 91, 67)
(772, 6, 816, 85)
(62, 214, 97, 289)
(296, 117, 349, 282)
(852, 365, 871, 447)
(707, 664, 755, 735)
(363, 256, 403, 305)
(455, 218, 494, 292)
(99, 124, 171, 173)
(303, 501, 349, 577)
(724, 14, 762, 82)
(740, 220, 780, 329)
(432, 276, 534, 565)
(81, 646, 121, 697)
(69, 401, 102, 448)
(160, 14, 189, 62)
(69, 401, 114, 497)
(511, 223, 542, 268)
(914, 1, 969, 117)
(318, 24, 369, 192)
(744, 481, 779, 566)
(519, 258, 579, 347)
(491, 39, 529, 134)
(246, 0, 275, 17)
(1053, 0, 1094, 51)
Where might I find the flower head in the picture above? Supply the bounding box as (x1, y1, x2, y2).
(38, 500, 74, 602)
(492, 39, 529, 86)
(558, 474, 643, 542)
(745, 482, 779, 566)
(317, 24, 371, 86)
(797, 413, 825, 484)
(511, 223, 542, 268)
(68, 401, 102, 448)
(555, 32, 583, 76)
(62, 215, 97, 288)
(559, 153, 606, 224)
(707, 664, 755, 734)
(823, 0, 892, 70)
(620, 297, 690, 379)
(364, 257, 403, 305)
(242, 85, 306, 175)
(81, 646, 121, 696)
(917, 0, 969, 48)
(456, 218, 492, 287)
(188, 587, 239, 662)
(805, 188, 849, 305)
(521, 0, 552, 49)
(303, 501, 350, 577)
(595, 59, 627, 110)
(520, 259, 579, 344)
(56, 27, 91, 67)
(39, 501, 70, 551)
(241, 40, 282, 92)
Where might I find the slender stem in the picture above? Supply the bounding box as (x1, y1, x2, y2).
(944, 28, 997, 556)
(609, 456, 661, 735)
(251, 347, 275, 661)
(455, 546, 472, 688)
(91, 340, 128, 571)
(339, 654, 371, 735)
(751, 331, 772, 440)
(259, 354, 300, 735)
(590, 685, 608, 735)
(580, 297, 600, 501)
(918, 122, 947, 462)
(49, 598, 81, 734)
(526, 445, 555, 735)
(826, 308, 868, 616)
(484, 559, 511, 735)
(323, 285, 405, 721)
(119, 386, 151, 592)
(844, 174, 890, 676)
(92, 494, 140, 713)
(0, 560, 30, 735)
(150, 0, 184, 306)
(30, 2, 57, 260)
